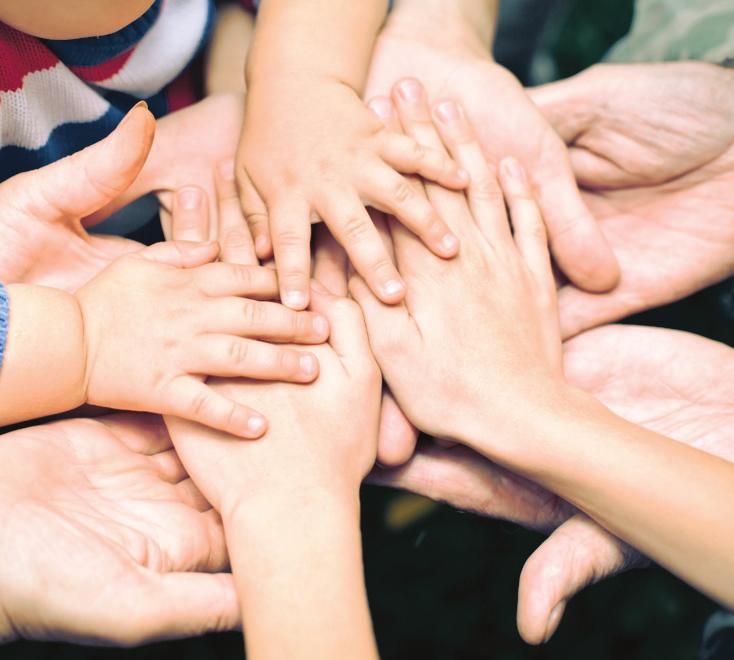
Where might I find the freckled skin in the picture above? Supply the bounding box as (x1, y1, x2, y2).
(0, 0, 155, 39)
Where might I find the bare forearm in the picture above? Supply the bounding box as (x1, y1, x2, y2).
(247, 0, 389, 91)
(390, 0, 498, 53)
(478, 388, 734, 608)
(0, 284, 86, 425)
(226, 488, 378, 660)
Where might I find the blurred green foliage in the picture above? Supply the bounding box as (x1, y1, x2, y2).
(2, 1, 729, 659)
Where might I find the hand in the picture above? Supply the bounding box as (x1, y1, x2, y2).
(166, 282, 381, 515)
(237, 73, 469, 309)
(365, 9, 619, 292)
(77, 240, 330, 437)
(0, 414, 239, 645)
(528, 62, 734, 337)
(88, 94, 261, 265)
(371, 324, 734, 644)
(350, 88, 563, 455)
(0, 103, 154, 292)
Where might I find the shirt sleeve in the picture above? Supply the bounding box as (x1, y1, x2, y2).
(0, 283, 8, 372)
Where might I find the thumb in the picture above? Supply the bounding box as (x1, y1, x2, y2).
(528, 69, 603, 144)
(2, 103, 155, 224)
(377, 390, 419, 467)
(517, 514, 643, 645)
(121, 572, 241, 644)
(141, 240, 221, 268)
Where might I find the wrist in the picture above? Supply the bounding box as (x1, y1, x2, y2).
(388, 0, 496, 56)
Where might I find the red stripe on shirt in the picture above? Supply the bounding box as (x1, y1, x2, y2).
(69, 48, 134, 83)
(0, 23, 58, 92)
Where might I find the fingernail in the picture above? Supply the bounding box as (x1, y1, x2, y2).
(218, 158, 236, 182)
(178, 187, 202, 210)
(255, 235, 270, 254)
(368, 97, 393, 120)
(299, 354, 317, 376)
(501, 157, 526, 183)
(441, 233, 459, 254)
(543, 602, 566, 644)
(434, 101, 460, 123)
(247, 415, 266, 435)
(382, 279, 405, 298)
(119, 100, 149, 127)
(456, 167, 470, 183)
(397, 79, 423, 103)
(284, 290, 308, 309)
(313, 314, 329, 337)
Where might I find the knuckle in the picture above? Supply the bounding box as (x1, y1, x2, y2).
(242, 300, 265, 328)
(277, 349, 299, 373)
(408, 141, 426, 163)
(472, 172, 504, 203)
(223, 228, 253, 250)
(341, 214, 373, 244)
(389, 178, 415, 206)
(226, 338, 249, 366)
(275, 228, 305, 249)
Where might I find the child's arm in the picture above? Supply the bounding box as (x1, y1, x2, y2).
(166, 284, 382, 659)
(0, 242, 328, 435)
(237, 0, 469, 310)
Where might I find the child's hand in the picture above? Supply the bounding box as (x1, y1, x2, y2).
(76, 241, 329, 438)
(237, 75, 469, 309)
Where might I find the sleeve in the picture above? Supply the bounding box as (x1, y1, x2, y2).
(0, 283, 8, 372)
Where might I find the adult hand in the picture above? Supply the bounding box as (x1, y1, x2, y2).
(371, 324, 734, 644)
(365, 4, 619, 292)
(0, 414, 239, 645)
(530, 62, 734, 337)
(0, 103, 154, 292)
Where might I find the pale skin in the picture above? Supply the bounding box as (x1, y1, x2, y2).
(0, 105, 329, 437)
(528, 62, 734, 337)
(238, 0, 472, 310)
(0, 414, 240, 645)
(350, 84, 734, 611)
(365, 0, 620, 292)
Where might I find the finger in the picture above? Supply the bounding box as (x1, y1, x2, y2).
(148, 448, 188, 484)
(123, 571, 240, 643)
(202, 298, 329, 343)
(193, 262, 279, 299)
(170, 186, 210, 242)
(361, 164, 459, 258)
(380, 132, 469, 190)
(431, 99, 513, 244)
(517, 514, 643, 645)
(557, 283, 628, 340)
(2, 102, 155, 223)
(498, 157, 554, 290)
(236, 165, 272, 259)
(166, 378, 267, 439)
(270, 197, 313, 309)
(316, 190, 405, 304)
(175, 477, 214, 513)
(98, 413, 172, 455)
(376, 390, 419, 467)
(216, 159, 258, 266)
(312, 224, 349, 296)
(310, 279, 373, 361)
(188, 335, 319, 382)
(140, 240, 220, 268)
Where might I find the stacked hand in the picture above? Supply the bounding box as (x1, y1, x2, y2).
(0, 414, 239, 645)
(529, 62, 734, 336)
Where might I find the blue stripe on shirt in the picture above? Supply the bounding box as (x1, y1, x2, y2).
(0, 283, 8, 372)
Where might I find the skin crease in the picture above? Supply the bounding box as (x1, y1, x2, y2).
(365, 0, 620, 292)
(528, 62, 734, 338)
(0, 414, 240, 645)
(0, 0, 155, 39)
(372, 323, 734, 643)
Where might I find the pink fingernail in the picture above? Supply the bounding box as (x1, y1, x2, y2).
(435, 101, 460, 123)
(441, 234, 459, 254)
(284, 291, 308, 309)
(178, 187, 202, 210)
(501, 157, 526, 183)
(313, 314, 329, 337)
(255, 235, 270, 254)
(397, 79, 423, 103)
(457, 167, 470, 182)
(299, 354, 317, 375)
(382, 279, 405, 298)
(247, 416, 266, 435)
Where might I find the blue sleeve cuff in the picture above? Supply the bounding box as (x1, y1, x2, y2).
(0, 283, 8, 372)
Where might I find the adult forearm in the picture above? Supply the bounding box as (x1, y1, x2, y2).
(0, 284, 85, 425)
(247, 0, 388, 91)
(480, 388, 734, 609)
(226, 488, 378, 660)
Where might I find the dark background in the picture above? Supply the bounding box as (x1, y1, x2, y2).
(5, 1, 733, 658)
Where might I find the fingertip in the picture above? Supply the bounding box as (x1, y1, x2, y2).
(367, 96, 395, 123)
(282, 289, 310, 310)
(378, 278, 407, 304)
(254, 234, 272, 259)
(245, 413, 267, 439)
(437, 232, 460, 258)
(298, 352, 319, 381)
(543, 601, 566, 644)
